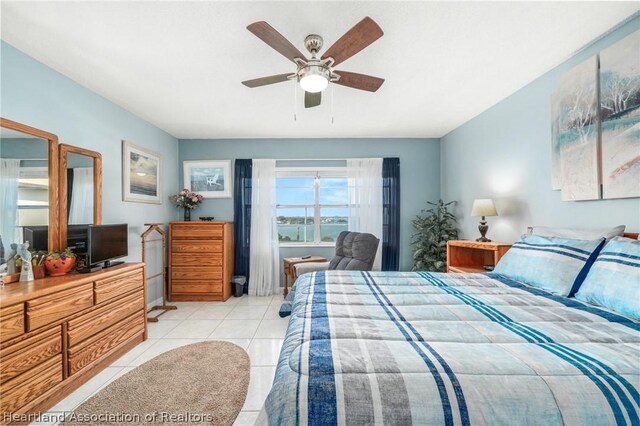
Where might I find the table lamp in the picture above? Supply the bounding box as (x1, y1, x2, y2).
(470, 199, 498, 242)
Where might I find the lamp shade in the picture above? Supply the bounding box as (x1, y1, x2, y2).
(470, 199, 498, 217)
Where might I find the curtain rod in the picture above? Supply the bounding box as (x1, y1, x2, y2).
(275, 158, 383, 161)
(275, 158, 347, 161)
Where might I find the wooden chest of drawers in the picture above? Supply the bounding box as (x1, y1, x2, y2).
(169, 221, 234, 301)
(0, 263, 146, 423)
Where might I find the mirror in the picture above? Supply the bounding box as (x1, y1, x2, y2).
(0, 118, 59, 254)
(59, 144, 102, 247)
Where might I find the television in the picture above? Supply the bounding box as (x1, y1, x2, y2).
(86, 224, 128, 269)
(22, 226, 48, 251)
(67, 224, 89, 255)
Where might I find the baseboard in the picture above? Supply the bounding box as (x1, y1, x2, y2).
(147, 297, 163, 311)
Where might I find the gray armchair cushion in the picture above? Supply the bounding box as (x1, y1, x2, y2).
(329, 231, 380, 271)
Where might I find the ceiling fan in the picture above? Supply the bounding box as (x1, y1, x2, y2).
(242, 17, 385, 108)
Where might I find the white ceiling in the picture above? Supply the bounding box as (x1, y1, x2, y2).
(1, 1, 638, 139)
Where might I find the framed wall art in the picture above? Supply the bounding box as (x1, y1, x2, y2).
(122, 140, 162, 204)
(599, 30, 640, 199)
(183, 160, 232, 198)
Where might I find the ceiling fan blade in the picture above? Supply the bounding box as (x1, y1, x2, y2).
(242, 73, 292, 88)
(322, 17, 383, 67)
(247, 21, 307, 63)
(305, 91, 321, 108)
(333, 71, 385, 92)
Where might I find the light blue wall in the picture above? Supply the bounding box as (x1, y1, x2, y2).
(178, 138, 441, 280)
(1, 41, 179, 304)
(441, 16, 640, 242)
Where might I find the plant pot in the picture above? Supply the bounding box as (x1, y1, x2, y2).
(45, 256, 76, 276)
(33, 265, 46, 280)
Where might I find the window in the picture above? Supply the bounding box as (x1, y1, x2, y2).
(276, 168, 348, 245)
(18, 165, 49, 228)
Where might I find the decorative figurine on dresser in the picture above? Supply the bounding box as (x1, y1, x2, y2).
(6, 243, 18, 274)
(18, 242, 34, 282)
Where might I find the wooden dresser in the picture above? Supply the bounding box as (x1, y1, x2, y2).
(168, 221, 234, 301)
(0, 263, 146, 423)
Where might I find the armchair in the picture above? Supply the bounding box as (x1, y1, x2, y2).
(294, 231, 380, 277)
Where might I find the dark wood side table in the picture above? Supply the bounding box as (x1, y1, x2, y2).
(282, 256, 327, 297)
(446, 240, 511, 273)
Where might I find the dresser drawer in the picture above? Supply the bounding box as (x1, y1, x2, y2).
(171, 253, 223, 266)
(0, 354, 63, 415)
(171, 241, 223, 253)
(68, 312, 144, 376)
(171, 267, 223, 281)
(68, 290, 144, 347)
(0, 327, 61, 384)
(0, 304, 24, 343)
(171, 224, 223, 239)
(26, 284, 94, 331)
(94, 270, 143, 305)
(172, 281, 223, 294)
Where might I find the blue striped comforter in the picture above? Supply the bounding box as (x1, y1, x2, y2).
(258, 271, 640, 425)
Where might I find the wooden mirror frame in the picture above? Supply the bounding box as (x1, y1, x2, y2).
(58, 144, 102, 248)
(0, 117, 60, 251)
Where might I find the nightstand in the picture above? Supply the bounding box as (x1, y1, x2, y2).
(446, 240, 511, 273)
(283, 256, 327, 297)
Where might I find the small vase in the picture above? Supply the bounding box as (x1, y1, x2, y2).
(183, 207, 191, 221)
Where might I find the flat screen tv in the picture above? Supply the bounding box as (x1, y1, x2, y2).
(67, 224, 89, 255)
(87, 224, 128, 269)
(22, 226, 48, 251)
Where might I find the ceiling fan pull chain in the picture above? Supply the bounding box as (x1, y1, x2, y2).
(293, 80, 297, 121)
(331, 84, 335, 125)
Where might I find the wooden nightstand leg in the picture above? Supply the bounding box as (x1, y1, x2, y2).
(283, 268, 289, 298)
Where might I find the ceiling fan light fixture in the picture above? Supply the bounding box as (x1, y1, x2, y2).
(298, 65, 329, 93)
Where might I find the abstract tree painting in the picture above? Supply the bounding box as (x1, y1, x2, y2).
(550, 91, 562, 190)
(552, 56, 600, 201)
(599, 30, 640, 199)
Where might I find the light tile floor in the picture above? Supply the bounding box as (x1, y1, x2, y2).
(33, 294, 287, 426)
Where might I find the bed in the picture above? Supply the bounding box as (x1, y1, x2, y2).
(257, 270, 639, 425)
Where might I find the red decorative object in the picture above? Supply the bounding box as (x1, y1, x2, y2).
(45, 251, 76, 276)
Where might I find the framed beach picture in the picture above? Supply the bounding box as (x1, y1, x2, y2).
(183, 160, 232, 198)
(122, 141, 162, 204)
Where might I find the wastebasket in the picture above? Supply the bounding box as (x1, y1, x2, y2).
(231, 275, 246, 297)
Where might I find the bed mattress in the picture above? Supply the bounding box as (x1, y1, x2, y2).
(258, 270, 639, 425)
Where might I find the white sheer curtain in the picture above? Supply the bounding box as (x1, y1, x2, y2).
(347, 158, 383, 270)
(0, 159, 20, 246)
(69, 167, 94, 224)
(249, 159, 280, 296)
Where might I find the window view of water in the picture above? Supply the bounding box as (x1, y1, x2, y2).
(277, 222, 348, 243)
(276, 174, 348, 244)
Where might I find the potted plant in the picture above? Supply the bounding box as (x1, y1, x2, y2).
(412, 200, 459, 272)
(44, 248, 76, 276)
(171, 189, 204, 221)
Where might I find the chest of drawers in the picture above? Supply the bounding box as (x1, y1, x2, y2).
(168, 221, 234, 301)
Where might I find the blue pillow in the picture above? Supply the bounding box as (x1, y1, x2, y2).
(279, 284, 296, 318)
(493, 235, 605, 296)
(575, 237, 640, 319)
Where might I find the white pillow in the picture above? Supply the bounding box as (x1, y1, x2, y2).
(529, 225, 625, 241)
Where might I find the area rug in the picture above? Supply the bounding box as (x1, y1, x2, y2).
(62, 341, 250, 425)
